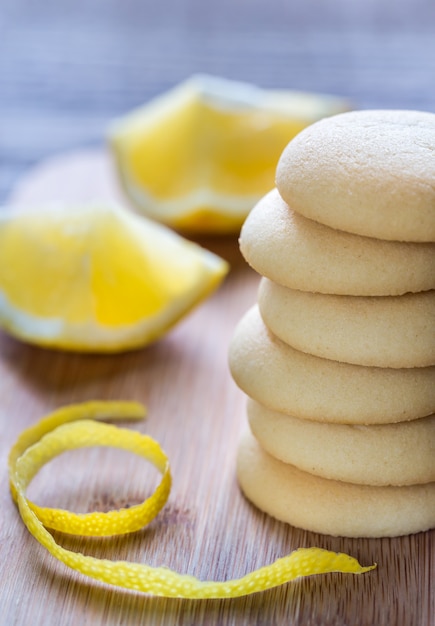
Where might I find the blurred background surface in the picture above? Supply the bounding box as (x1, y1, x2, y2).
(1, 0, 434, 202)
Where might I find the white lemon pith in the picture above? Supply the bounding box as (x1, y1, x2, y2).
(0, 204, 229, 351)
(109, 75, 351, 233)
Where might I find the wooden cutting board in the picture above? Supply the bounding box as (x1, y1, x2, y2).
(1, 150, 433, 626)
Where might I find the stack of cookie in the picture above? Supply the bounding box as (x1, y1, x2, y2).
(229, 109, 435, 538)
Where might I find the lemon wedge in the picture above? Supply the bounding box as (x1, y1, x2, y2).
(9, 401, 376, 598)
(109, 75, 351, 234)
(0, 204, 228, 351)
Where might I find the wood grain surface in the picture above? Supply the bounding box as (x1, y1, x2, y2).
(1, 1, 434, 624)
(1, 148, 434, 626)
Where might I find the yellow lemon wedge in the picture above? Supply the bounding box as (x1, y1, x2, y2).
(109, 74, 351, 234)
(0, 204, 228, 351)
(9, 401, 376, 599)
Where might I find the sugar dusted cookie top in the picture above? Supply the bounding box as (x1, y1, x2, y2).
(276, 109, 435, 242)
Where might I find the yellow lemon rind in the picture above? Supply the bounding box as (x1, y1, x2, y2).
(9, 401, 376, 599)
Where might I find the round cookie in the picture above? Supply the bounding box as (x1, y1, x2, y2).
(258, 278, 435, 368)
(240, 189, 435, 296)
(276, 109, 435, 242)
(237, 429, 435, 537)
(229, 305, 435, 424)
(247, 398, 435, 486)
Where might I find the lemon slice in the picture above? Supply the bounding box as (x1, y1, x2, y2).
(109, 75, 351, 234)
(0, 204, 228, 351)
(9, 401, 375, 598)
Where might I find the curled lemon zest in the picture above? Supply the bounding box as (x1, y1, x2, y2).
(8, 401, 376, 599)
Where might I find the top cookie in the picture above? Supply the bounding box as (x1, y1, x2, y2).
(276, 109, 435, 242)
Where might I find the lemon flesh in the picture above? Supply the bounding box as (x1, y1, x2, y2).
(109, 75, 351, 234)
(0, 204, 229, 351)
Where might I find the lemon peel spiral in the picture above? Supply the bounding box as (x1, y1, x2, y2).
(8, 401, 376, 598)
